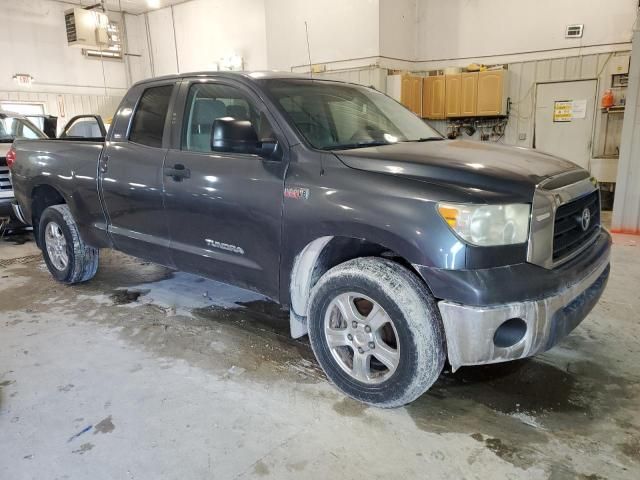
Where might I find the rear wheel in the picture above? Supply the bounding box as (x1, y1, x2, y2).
(39, 205, 99, 284)
(308, 257, 446, 408)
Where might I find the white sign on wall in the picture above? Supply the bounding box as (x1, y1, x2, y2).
(571, 99, 587, 119)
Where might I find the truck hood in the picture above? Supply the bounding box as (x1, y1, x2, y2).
(334, 140, 581, 202)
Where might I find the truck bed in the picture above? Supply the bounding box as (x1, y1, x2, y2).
(11, 139, 107, 244)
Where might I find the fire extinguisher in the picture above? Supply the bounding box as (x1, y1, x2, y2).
(601, 89, 615, 108)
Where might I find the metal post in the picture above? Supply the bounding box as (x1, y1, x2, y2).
(612, 23, 640, 233)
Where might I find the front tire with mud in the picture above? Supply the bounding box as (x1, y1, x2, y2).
(308, 257, 446, 408)
(38, 204, 99, 284)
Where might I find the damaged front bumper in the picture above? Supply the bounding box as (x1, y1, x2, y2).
(435, 232, 611, 371)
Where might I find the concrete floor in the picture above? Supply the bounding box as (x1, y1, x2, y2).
(0, 225, 639, 479)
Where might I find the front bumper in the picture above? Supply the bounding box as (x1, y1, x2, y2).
(437, 232, 610, 371)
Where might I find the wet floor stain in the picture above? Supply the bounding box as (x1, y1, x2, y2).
(619, 437, 640, 462)
(286, 460, 308, 472)
(191, 300, 322, 381)
(403, 355, 638, 470)
(94, 416, 115, 435)
(72, 442, 94, 455)
(0, 380, 15, 387)
(471, 433, 522, 465)
(332, 398, 368, 417)
(110, 288, 150, 305)
(253, 460, 270, 476)
(85, 252, 174, 291)
(194, 299, 291, 337)
(57, 384, 74, 392)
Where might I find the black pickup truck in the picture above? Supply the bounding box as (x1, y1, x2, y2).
(9, 72, 610, 407)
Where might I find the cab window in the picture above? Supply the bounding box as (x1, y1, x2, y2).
(182, 83, 272, 153)
(129, 85, 174, 148)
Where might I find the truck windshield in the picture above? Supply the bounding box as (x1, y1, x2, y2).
(0, 115, 46, 143)
(262, 79, 442, 150)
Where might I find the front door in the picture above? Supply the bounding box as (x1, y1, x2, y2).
(163, 79, 287, 298)
(534, 80, 597, 170)
(100, 83, 176, 265)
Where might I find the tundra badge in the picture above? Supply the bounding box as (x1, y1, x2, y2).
(205, 239, 245, 255)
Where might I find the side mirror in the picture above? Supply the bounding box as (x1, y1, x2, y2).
(257, 138, 279, 159)
(211, 118, 258, 154)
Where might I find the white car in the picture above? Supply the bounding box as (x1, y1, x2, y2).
(0, 111, 48, 229)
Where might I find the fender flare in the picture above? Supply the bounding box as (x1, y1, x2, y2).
(289, 236, 333, 337)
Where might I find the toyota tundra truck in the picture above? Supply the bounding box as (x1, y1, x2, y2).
(8, 72, 610, 407)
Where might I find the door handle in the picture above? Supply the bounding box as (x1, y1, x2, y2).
(164, 163, 191, 182)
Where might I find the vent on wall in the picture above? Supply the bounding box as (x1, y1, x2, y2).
(64, 8, 109, 48)
(565, 24, 584, 38)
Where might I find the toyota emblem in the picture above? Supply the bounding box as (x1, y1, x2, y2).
(581, 208, 591, 231)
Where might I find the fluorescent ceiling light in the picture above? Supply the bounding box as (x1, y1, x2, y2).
(147, 0, 161, 9)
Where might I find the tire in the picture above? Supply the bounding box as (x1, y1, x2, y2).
(308, 257, 446, 408)
(38, 204, 99, 284)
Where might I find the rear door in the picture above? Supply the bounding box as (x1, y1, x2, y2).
(99, 82, 177, 265)
(162, 78, 287, 297)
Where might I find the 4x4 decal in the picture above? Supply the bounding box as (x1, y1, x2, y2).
(284, 187, 309, 200)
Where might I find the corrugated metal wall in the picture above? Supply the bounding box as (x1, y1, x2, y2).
(612, 30, 640, 234)
(0, 90, 122, 134)
(315, 67, 388, 92)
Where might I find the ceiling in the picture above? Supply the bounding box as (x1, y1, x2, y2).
(62, 0, 187, 15)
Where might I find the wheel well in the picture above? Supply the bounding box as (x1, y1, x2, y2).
(288, 236, 424, 338)
(31, 185, 66, 247)
(312, 237, 419, 289)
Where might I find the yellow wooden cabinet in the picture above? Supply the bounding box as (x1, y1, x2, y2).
(400, 75, 423, 116)
(477, 70, 508, 116)
(423, 75, 445, 119)
(445, 75, 462, 117)
(460, 72, 478, 116)
(422, 76, 433, 118)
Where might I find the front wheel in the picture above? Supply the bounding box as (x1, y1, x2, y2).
(308, 257, 446, 408)
(39, 204, 99, 284)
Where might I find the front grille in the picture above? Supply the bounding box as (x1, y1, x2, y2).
(553, 190, 600, 261)
(0, 157, 12, 192)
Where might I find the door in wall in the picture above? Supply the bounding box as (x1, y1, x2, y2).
(534, 80, 597, 170)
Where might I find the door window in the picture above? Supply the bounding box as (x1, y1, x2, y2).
(129, 85, 174, 148)
(64, 117, 103, 138)
(182, 83, 270, 153)
(0, 116, 46, 141)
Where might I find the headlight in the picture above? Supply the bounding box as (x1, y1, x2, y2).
(437, 203, 531, 246)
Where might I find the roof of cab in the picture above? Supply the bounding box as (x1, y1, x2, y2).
(0, 110, 28, 119)
(132, 70, 312, 87)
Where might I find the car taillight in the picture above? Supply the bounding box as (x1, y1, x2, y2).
(6, 145, 16, 169)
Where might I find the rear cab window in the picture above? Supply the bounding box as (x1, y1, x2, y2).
(129, 85, 174, 148)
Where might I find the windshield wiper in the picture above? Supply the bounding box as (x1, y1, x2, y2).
(324, 140, 391, 151)
(404, 136, 444, 142)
